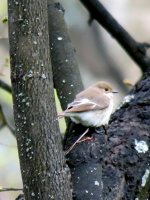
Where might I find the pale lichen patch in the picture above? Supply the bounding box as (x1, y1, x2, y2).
(94, 180, 100, 186)
(33, 41, 37, 45)
(41, 74, 46, 79)
(123, 94, 134, 103)
(57, 37, 63, 40)
(134, 139, 149, 153)
(117, 94, 134, 109)
(141, 169, 150, 187)
(31, 192, 35, 196)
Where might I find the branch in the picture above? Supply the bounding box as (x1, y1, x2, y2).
(0, 79, 12, 93)
(0, 81, 15, 134)
(15, 194, 25, 200)
(0, 188, 22, 192)
(79, 0, 150, 72)
(0, 100, 15, 135)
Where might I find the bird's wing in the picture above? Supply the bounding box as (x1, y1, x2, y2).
(67, 98, 98, 109)
(64, 87, 110, 113)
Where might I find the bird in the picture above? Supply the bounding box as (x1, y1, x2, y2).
(58, 81, 118, 127)
(58, 81, 118, 154)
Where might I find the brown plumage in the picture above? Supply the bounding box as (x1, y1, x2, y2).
(58, 81, 117, 127)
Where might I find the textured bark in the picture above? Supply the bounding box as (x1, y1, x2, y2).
(8, 1, 72, 200)
(102, 71, 150, 200)
(47, 1, 83, 110)
(63, 2, 150, 199)
(65, 71, 150, 200)
(7, 0, 150, 199)
(65, 125, 104, 200)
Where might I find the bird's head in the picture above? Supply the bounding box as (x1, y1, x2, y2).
(93, 81, 118, 94)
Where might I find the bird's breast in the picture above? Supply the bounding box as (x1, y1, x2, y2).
(70, 100, 113, 127)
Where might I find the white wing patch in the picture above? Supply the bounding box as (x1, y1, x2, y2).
(67, 98, 98, 109)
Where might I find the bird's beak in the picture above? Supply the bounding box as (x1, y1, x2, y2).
(112, 91, 118, 94)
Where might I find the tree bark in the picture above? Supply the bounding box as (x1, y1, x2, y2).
(102, 72, 150, 199)
(8, 0, 72, 199)
(7, 0, 150, 199)
(65, 70, 150, 200)
(63, 1, 150, 199)
(47, 1, 84, 110)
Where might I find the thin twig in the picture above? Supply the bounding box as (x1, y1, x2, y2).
(0, 79, 12, 93)
(0, 188, 23, 192)
(0, 142, 16, 148)
(79, 0, 150, 72)
(65, 128, 89, 155)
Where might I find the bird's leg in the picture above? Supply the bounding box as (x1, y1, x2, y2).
(102, 125, 107, 135)
(65, 128, 89, 155)
(77, 136, 93, 143)
(102, 125, 108, 141)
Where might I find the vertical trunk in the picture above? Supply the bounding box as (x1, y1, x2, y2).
(8, 0, 72, 199)
(48, 0, 84, 110)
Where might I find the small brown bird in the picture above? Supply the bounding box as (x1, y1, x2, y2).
(59, 81, 117, 127)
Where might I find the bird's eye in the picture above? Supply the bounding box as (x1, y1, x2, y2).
(105, 88, 108, 91)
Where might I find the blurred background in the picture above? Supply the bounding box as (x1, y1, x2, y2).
(0, 0, 149, 199)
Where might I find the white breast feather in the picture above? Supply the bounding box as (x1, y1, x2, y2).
(69, 99, 113, 127)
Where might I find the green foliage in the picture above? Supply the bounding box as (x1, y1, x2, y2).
(54, 89, 66, 134)
(2, 16, 8, 24)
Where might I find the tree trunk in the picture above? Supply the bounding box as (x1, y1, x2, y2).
(8, 0, 72, 199)
(7, 0, 150, 199)
(64, 70, 150, 200)
(64, 1, 150, 199)
(47, 0, 84, 111)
